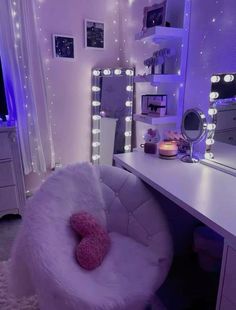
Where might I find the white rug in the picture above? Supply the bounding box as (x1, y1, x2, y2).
(0, 261, 39, 310)
(0, 260, 166, 310)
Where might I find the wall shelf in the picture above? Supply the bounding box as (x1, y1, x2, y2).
(134, 0, 191, 128)
(134, 114, 177, 125)
(135, 26, 185, 44)
(134, 74, 183, 85)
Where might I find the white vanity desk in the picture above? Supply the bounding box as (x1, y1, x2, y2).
(114, 151, 236, 310)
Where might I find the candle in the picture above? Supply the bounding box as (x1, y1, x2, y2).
(159, 141, 178, 157)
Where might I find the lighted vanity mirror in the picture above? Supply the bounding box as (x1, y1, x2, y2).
(203, 73, 236, 175)
(91, 68, 134, 165)
(181, 109, 207, 163)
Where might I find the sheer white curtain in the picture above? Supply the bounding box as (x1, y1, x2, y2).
(0, 0, 55, 175)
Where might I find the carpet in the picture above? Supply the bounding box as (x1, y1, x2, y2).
(0, 260, 39, 310)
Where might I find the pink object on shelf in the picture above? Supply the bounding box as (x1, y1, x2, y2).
(70, 212, 111, 270)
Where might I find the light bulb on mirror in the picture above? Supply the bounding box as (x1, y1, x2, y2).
(209, 92, 219, 100)
(124, 131, 132, 137)
(205, 152, 214, 160)
(92, 154, 100, 161)
(92, 115, 101, 121)
(206, 138, 215, 146)
(93, 70, 100, 77)
(208, 108, 217, 116)
(92, 101, 101, 107)
(211, 75, 220, 83)
(125, 116, 132, 122)
(207, 123, 216, 130)
(92, 86, 100, 92)
(114, 69, 122, 75)
(125, 69, 134, 76)
(92, 142, 101, 148)
(103, 69, 111, 76)
(126, 85, 133, 92)
(224, 74, 234, 83)
(92, 129, 100, 134)
(125, 100, 132, 107)
(124, 145, 131, 151)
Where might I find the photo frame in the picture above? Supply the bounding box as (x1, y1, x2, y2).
(143, 1, 167, 31)
(141, 94, 167, 117)
(85, 19, 105, 49)
(52, 34, 75, 60)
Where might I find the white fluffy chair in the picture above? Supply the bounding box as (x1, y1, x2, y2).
(10, 163, 173, 310)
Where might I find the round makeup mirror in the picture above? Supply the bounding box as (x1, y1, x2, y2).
(181, 109, 207, 163)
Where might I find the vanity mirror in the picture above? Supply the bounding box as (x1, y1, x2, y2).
(91, 68, 134, 165)
(181, 108, 207, 163)
(203, 73, 236, 175)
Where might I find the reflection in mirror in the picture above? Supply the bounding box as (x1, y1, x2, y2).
(181, 109, 207, 163)
(91, 68, 134, 165)
(183, 112, 201, 140)
(204, 73, 236, 174)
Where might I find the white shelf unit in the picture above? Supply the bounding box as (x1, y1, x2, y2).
(134, 74, 183, 85)
(134, 0, 191, 128)
(135, 26, 185, 44)
(133, 114, 177, 125)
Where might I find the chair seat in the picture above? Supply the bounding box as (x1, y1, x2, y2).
(39, 232, 160, 310)
(10, 163, 172, 310)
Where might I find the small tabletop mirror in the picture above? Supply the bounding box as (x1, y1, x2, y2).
(181, 109, 207, 163)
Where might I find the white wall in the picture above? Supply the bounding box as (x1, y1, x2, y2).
(184, 0, 236, 114)
(25, 0, 121, 191)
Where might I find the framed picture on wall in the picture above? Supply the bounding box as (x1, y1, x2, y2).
(142, 1, 167, 31)
(85, 19, 105, 49)
(52, 34, 75, 59)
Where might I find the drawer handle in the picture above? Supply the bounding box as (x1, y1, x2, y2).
(229, 137, 234, 141)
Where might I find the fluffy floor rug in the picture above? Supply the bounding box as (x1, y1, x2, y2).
(0, 260, 166, 310)
(0, 261, 38, 310)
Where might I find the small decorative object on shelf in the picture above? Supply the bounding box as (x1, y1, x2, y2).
(142, 1, 167, 32)
(144, 48, 176, 75)
(140, 128, 160, 154)
(141, 95, 167, 117)
(158, 141, 178, 159)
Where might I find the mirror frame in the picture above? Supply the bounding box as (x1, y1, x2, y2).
(181, 108, 207, 142)
(181, 108, 207, 163)
(204, 73, 236, 161)
(91, 67, 134, 164)
(202, 72, 236, 176)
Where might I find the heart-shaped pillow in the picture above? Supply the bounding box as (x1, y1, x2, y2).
(70, 212, 110, 270)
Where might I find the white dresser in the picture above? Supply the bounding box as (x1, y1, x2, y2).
(0, 126, 25, 217)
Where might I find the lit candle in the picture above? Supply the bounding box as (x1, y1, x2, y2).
(159, 141, 178, 157)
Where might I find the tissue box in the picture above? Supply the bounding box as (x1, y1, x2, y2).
(141, 95, 167, 117)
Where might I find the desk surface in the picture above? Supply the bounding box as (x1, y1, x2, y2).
(114, 151, 236, 246)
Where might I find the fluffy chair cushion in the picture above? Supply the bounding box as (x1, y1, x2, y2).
(70, 212, 110, 270)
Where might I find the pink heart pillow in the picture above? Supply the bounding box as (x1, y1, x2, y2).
(70, 212, 110, 270)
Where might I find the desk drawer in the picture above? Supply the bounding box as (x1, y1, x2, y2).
(215, 130, 236, 145)
(0, 186, 19, 212)
(222, 247, 236, 306)
(217, 110, 236, 130)
(0, 160, 15, 187)
(0, 132, 12, 160)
